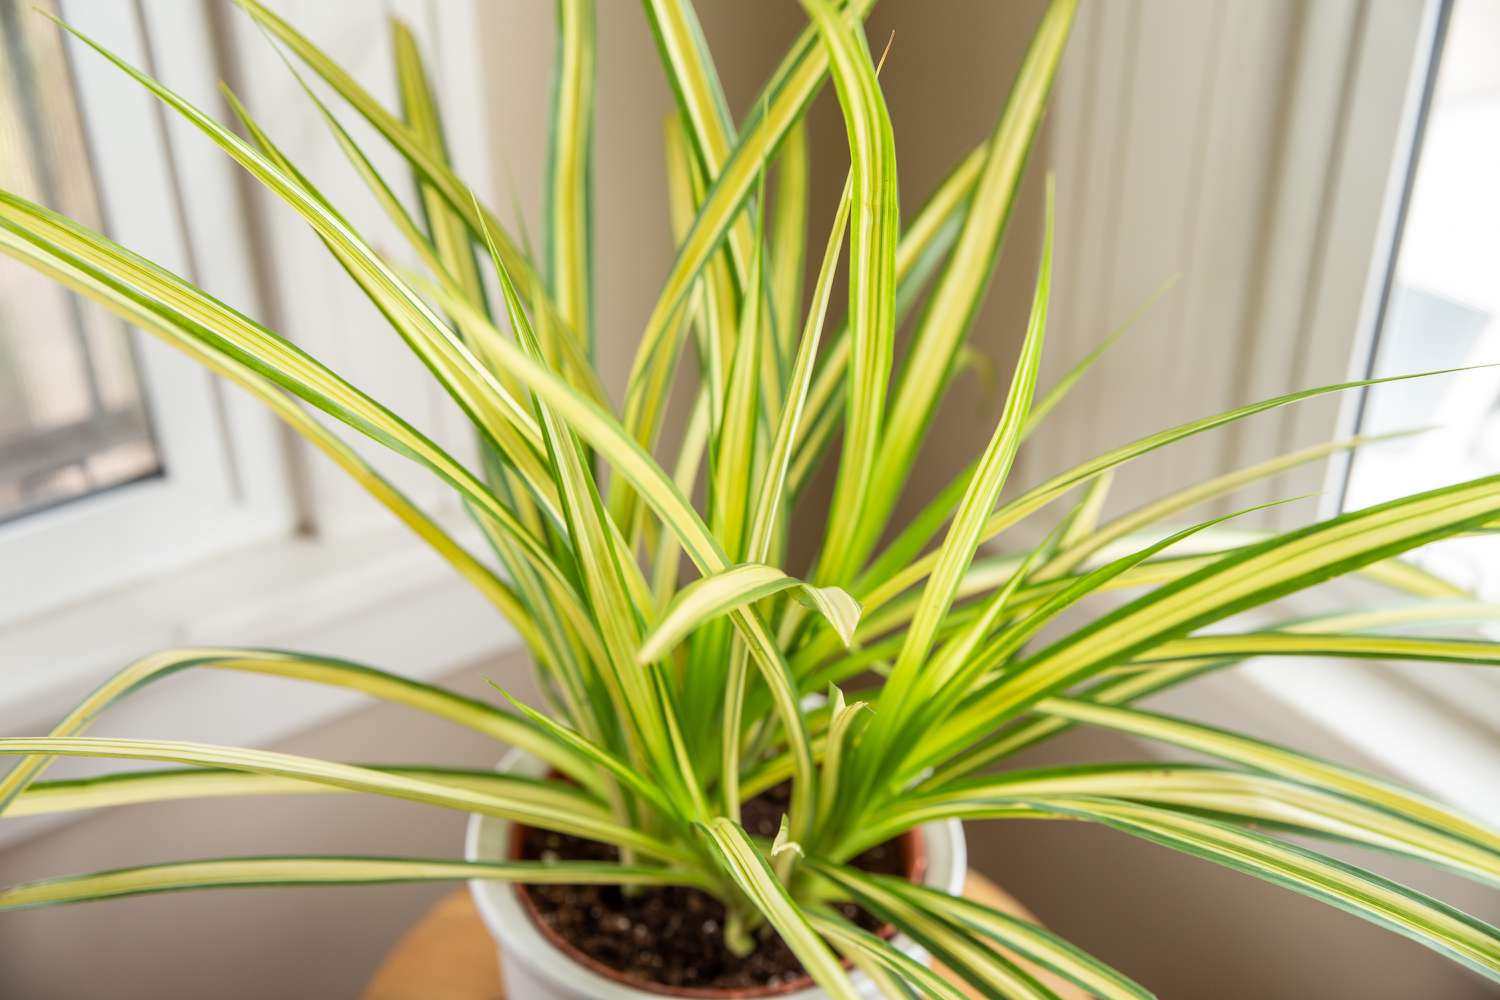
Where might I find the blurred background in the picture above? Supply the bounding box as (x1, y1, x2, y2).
(2, 0, 1498, 996)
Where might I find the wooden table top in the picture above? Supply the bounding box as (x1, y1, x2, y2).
(363, 870, 1086, 999)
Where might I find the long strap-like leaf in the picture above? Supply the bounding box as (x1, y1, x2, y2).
(0, 855, 699, 911)
(788, 144, 986, 498)
(844, 0, 1077, 575)
(0, 223, 546, 651)
(546, 0, 597, 353)
(696, 819, 861, 1000)
(641, 0, 752, 284)
(963, 601, 1500, 767)
(0, 648, 598, 818)
(0, 737, 679, 861)
(810, 908, 969, 1000)
(7, 765, 555, 818)
(231, 0, 570, 344)
(1131, 631, 1500, 667)
(1026, 797, 1500, 984)
(925, 474, 1500, 778)
(813, 860, 1058, 999)
(814, 864, 1151, 1000)
(864, 763, 1500, 891)
(640, 564, 860, 664)
(0, 194, 599, 665)
(851, 181, 1053, 802)
(617, 0, 878, 484)
(859, 368, 1481, 609)
(1034, 701, 1500, 860)
(802, 0, 899, 589)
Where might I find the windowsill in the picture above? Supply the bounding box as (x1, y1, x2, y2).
(991, 530, 1500, 826)
(1, 515, 521, 747)
(1144, 595, 1500, 828)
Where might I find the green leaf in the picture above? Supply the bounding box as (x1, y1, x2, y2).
(859, 367, 1486, 611)
(0, 190, 598, 676)
(545, 0, 597, 353)
(53, 13, 561, 505)
(965, 601, 1500, 765)
(639, 563, 862, 664)
(876, 761, 1500, 892)
(7, 765, 555, 817)
(1034, 701, 1500, 867)
(488, 684, 680, 822)
(618, 0, 879, 494)
(854, 179, 1053, 794)
(391, 242, 821, 840)
(771, 814, 803, 859)
(924, 473, 1500, 779)
(1021, 274, 1178, 435)
(849, 275, 1170, 598)
(390, 19, 489, 327)
(810, 908, 971, 1000)
(0, 855, 699, 911)
(0, 648, 600, 818)
(641, 0, 752, 283)
(710, 176, 768, 561)
(817, 865, 1153, 1000)
(801, 0, 900, 590)
(789, 144, 987, 498)
(1037, 430, 1424, 579)
(485, 210, 715, 824)
(697, 819, 860, 1000)
(1023, 797, 1500, 984)
(770, 121, 810, 359)
(0, 737, 683, 861)
(232, 0, 564, 338)
(0, 223, 548, 667)
(1130, 631, 1500, 668)
(815, 686, 870, 830)
(812, 861, 1059, 999)
(846, 0, 1078, 574)
(747, 172, 852, 567)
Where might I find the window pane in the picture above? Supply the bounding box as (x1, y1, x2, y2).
(0, 0, 161, 522)
(1343, 0, 1500, 595)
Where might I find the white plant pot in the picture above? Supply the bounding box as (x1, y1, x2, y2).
(466, 748, 967, 999)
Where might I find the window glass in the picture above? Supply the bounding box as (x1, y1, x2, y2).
(1343, 0, 1500, 595)
(0, 0, 161, 522)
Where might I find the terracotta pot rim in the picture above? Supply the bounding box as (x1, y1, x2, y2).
(509, 822, 929, 999)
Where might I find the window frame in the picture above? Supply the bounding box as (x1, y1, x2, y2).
(0, 0, 295, 628)
(0, 2, 524, 819)
(1042, 0, 1500, 820)
(1202, 0, 1500, 821)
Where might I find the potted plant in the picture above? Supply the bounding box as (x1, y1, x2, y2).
(4, 0, 1500, 996)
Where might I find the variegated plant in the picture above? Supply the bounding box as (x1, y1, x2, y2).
(3, 1, 1500, 996)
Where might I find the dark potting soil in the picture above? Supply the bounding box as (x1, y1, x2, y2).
(517, 780, 906, 994)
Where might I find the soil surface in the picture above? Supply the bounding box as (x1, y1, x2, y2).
(517, 781, 907, 994)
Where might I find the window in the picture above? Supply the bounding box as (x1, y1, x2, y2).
(0, 0, 162, 521)
(0, 0, 293, 628)
(0, 1, 505, 759)
(1339, 0, 1500, 598)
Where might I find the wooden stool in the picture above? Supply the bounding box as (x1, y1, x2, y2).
(363, 871, 1085, 999)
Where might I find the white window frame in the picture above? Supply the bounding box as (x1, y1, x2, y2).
(0, 0, 522, 789)
(1043, 0, 1500, 822)
(0, 0, 295, 628)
